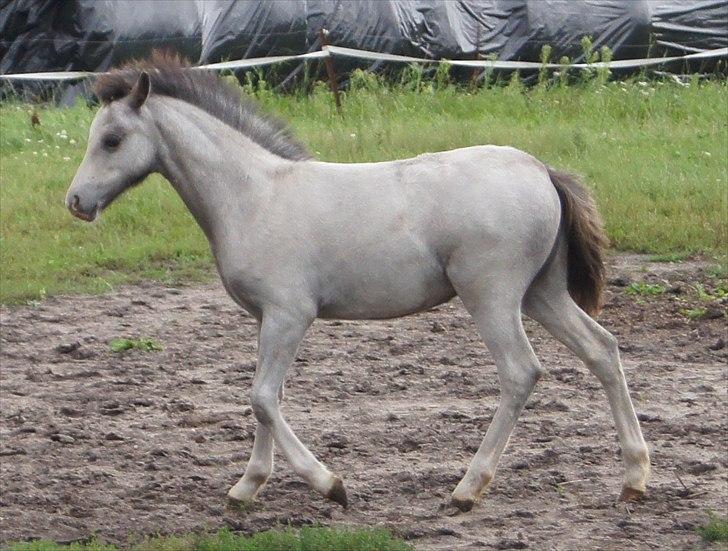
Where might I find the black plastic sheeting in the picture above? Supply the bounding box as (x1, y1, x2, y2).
(2, 0, 726, 79)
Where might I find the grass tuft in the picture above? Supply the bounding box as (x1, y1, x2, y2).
(624, 282, 666, 297)
(696, 513, 728, 543)
(109, 337, 163, 353)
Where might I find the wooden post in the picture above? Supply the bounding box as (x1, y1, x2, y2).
(469, 24, 483, 89)
(318, 28, 342, 113)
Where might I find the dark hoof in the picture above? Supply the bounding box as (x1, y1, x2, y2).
(451, 496, 475, 512)
(619, 486, 645, 502)
(326, 477, 348, 509)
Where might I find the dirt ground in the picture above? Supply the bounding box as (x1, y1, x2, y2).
(1, 254, 726, 550)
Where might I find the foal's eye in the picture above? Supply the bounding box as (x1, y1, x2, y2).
(102, 134, 122, 149)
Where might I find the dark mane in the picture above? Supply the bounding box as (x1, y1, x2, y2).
(94, 51, 310, 161)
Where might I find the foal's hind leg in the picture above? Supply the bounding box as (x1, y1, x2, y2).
(449, 291, 544, 511)
(524, 278, 650, 500)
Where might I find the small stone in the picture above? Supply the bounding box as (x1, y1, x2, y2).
(322, 431, 349, 449)
(59, 406, 83, 417)
(637, 412, 662, 422)
(54, 342, 80, 354)
(495, 539, 529, 550)
(104, 432, 125, 441)
(708, 338, 725, 350)
(686, 461, 717, 475)
(51, 434, 75, 444)
(704, 307, 725, 320)
(396, 437, 421, 453)
(0, 447, 27, 456)
(431, 322, 446, 333)
(609, 276, 631, 287)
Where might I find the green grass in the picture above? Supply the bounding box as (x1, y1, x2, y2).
(1, 72, 726, 303)
(109, 337, 163, 353)
(680, 307, 708, 320)
(6, 527, 413, 551)
(696, 513, 728, 543)
(624, 282, 667, 297)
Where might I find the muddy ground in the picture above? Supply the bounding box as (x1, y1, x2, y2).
(1, 254, 726, 550)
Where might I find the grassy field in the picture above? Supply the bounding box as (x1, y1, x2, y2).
(6, 527, 413, 551)
(1, 71, 726, 303)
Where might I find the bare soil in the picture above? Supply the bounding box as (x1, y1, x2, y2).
(1, 254, 726, 550)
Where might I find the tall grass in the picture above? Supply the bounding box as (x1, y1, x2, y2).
(1, 69, 725, 303)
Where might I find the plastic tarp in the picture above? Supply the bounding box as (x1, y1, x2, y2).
(2, 0, 726, 78)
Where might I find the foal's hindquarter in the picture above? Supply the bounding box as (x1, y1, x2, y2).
(151, 98, 649, 510)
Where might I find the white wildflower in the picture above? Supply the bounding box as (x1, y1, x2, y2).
(63, 156, 71, 161)
(69, 139, 76, 144)
(349, 133, 356, 139)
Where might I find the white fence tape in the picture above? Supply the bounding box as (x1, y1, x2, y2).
(1, 45, 726, 81)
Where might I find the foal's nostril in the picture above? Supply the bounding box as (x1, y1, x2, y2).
(71, 195, 80, 211)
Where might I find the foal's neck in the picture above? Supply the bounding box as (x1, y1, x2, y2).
(149, 96, 288, 242)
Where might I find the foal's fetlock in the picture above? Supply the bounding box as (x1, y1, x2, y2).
(619, 447, 650, 502)
(451, 472, 493, 512)
(227, 471, 269, 503)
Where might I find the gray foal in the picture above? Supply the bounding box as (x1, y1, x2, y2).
(65, 53, 650, 511)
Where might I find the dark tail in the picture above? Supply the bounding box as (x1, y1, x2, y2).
(547, 167, 608, 316)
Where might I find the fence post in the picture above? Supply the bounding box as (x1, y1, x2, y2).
(318, 28, 342, 113)
(469, 23, 483, 89)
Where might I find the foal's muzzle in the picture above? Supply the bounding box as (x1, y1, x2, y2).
(67, 194, 98, 222)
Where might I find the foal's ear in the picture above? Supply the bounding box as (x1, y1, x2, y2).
(129, 71, 150, 110)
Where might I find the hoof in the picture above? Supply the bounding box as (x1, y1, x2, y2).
(451, 495, 475, 512)
(619, 486, 645, 502)
(326, 477, 348, 509)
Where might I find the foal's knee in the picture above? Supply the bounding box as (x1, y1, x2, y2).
(499, 359, 543, 400)
(250, 386, 278, 426)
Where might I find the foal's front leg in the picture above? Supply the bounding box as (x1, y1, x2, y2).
(228, 384, 286, 502)
(232, 308, 347, 507)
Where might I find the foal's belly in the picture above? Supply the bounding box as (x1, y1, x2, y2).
(316, 258, 456, 320)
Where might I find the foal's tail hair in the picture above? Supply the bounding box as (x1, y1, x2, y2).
(547, 167, 608, 316)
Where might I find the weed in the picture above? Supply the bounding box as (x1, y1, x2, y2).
(625, 282, 666, 297)
(696, 512, 728, 543)
(109, 337, 163, 353)
(692, 282, 728, 302)
(648, 252, 690, 263)
(681, 307, 708, 320)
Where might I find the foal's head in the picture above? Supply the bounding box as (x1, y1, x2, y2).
(66, 52, 309, 222)
(66, 71, 156, 221)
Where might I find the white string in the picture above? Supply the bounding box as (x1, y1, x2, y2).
(1, 46, 725, 81)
